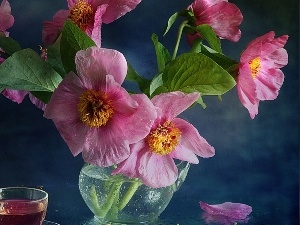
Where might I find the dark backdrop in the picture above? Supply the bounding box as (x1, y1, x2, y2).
(0, 0, 299, 224)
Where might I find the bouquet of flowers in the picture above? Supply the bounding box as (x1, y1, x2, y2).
(0, 0, 288, 223)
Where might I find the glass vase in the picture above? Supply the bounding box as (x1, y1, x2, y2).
(78, 161, 190, 224)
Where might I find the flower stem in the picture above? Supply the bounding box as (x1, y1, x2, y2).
(118, 179, 142, 211)
(90, 185, 102, 216)
(172, 20, 188, 60)
(100, 181, 123, 218)
(90, 181, 124, 219)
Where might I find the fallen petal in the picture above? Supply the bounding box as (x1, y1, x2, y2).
(202, 212, 250, 225)
(200, 201, 252, 219)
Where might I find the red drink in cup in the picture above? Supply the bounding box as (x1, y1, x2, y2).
(0, 187, 48, 225)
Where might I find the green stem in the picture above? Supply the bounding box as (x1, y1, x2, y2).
(118, 179, 142, 211)
(90, 185, 102, 216)
(100, 181, 123, 218)
(107, 187, 120, 220)
(90, 181, 124, 218)
(171, 20, 188, 60)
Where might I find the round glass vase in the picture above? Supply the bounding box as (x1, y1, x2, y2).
(79, 161, 190, 224)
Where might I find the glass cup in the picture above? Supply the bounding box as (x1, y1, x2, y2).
(0, 187, 48, 225)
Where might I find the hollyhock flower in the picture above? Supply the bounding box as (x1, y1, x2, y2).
(187, 0, 243, 44)
(200, 201, 252, 220)
(44, 46, 156, 167)
(237, 31, 289, 118)
(42, 0, 141, 46)
(112, 91, 215, 188)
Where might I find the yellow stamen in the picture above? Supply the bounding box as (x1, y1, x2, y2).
(78, 90, 114, 127)
(68, 0, 94, 31)
(249, 57, 261, 79)
(146, 121, 181, 155)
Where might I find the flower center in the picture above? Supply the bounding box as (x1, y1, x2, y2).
(78, 89, 115, 128)
(249, 57, 261, 79)
(146, 121, 181, 155)
(68, 0, 94, 31)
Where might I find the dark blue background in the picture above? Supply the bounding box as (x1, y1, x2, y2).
(0, 0, 299, 224)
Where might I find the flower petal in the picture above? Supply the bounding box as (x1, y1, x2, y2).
(240, 31, 275, 63)
(173, 118, 215, 158)
(29, 93, 46, 111)
(111, 141, 145, 178)
(199, 2, 242, 42)
(201, 212, 250, 225)
(200, 201, 252, 219)
(268, 48, 288, 69)
(1, 89, 27, 104)
(100, 0, 142, 24)
(169, 143, 199, 164)
(75, 47, 127, 85)
(151, 91, 199, 119)
(82, 125, 130, 167)
(138, 151, 178, 188)
(237, 64, 259, 119)
(115, 94, 156, 144)
(255, 66, 284, 100)
(42, 10, 69, 46)
(0, 0, 14, 31)
(54, 120, 89, 156)
(261, 34, 289, 56)
(44, 72, 85, 121)
(90, 4, 108, 46)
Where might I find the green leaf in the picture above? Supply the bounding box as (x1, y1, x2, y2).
(150, 85, 169, 98)
(0, 36, 22, 56)
(30, 91, 53, 104)
(190, 38, 203, 53)
(196, 95, 207, 109)
(60, 20, 96, 74)
(162, 52, 236, 95)
(126, 64, 151, 95)
(163, 12, 180, 36)
(200, 44, 238, 72)
(164, 9, 195, 36)
(149, 73, 163, 96)
(151, 33, 171, 72)
(0, 48, 62, 92)
(193, 24, 221, 53)
(47, 35, 66, 77)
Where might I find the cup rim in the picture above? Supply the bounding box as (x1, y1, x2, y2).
(0, 186, 48, 202)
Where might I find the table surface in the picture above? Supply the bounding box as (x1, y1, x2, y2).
(44, 180, 299, 225)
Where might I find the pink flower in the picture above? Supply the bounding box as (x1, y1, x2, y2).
(44, 46, 156, 167)
(112, 91, 215, 188)
(237, 31, 289, 119)
(200, 201, 252, 220)
(42, 0, 141, 46)
(0, 0, 14, 34)
(187, 0, 243, 44)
